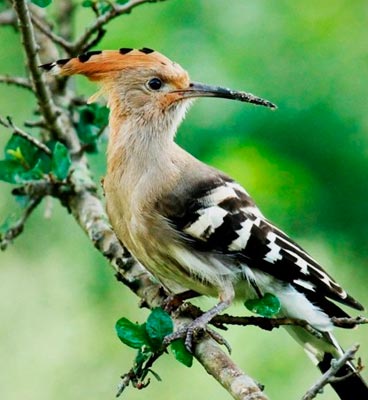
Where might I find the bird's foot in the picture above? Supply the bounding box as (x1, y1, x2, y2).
(163, 315, 231, 354)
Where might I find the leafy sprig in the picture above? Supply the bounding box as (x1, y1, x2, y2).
(115, 308, 193, 396)
(0, 134, 71, 184)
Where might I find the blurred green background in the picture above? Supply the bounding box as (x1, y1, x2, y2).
(0, 0, 367, 399)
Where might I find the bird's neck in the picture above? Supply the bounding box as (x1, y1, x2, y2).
(107, 112, 176, 172)
(106, 108, 186, 206)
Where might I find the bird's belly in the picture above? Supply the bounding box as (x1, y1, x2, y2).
(105, 188, 255, 299)
(105, 198, 215, 295)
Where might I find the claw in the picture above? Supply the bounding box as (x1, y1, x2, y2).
(164, 319, 231, 354)
(164, 298, 233, 353)
(206, 328, 232, 354)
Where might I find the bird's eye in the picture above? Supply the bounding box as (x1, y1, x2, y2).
(147, 78, 162, 91)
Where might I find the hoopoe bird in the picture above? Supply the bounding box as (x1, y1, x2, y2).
(41, 48, 367, 399)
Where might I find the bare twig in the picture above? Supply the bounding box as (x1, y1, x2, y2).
(0, 9, 17, 26)
(0, 196, 42, 250)
(0, 116, 51, 155)
(180, 305, 368, 342)
(82, 27, 106, 53)
(331, 316, 368, 328)
(11, 0, 71, 142)
(302, 345, 360, 400)
(71, 0, 169, 54)
(24, 119, 46, 129)
(216, 314, 367, 332)
(181, 303, 322, 338)
(0, 74, 32, 90)
(31, 13, 72, 53)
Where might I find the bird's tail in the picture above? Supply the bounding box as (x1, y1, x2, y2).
(286, 326, 368, 400)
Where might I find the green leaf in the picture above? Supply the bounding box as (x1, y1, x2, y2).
(145, 308, 173, 349)
(94, 103, 109, 126)
(51, 142, 71, 180)
(5, 135, 38, 167)
(244, 293, 281, 317)
(115, 318, 151, 349)
(134, 348, 151, 366)
(171, 339, 193, 367)
(116, 0, 129, 4)
(34, 150, 52, 174)
(148, 369, 162, 382)
(3, 135, 53, 180)
(0, 160, 27, 183)
(31, 0, 52, 8)
(98, 2, 112, 14)
(82, 0, 94, 6)
(76, 103, 109, 152)
(21, 159, 46, 181)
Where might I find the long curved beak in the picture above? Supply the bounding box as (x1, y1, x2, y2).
(174, 82, 277, 110)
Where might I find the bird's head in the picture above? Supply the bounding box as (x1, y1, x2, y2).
(40, 47, 276, 130)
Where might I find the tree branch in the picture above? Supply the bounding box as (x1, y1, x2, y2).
(302, 345, 361, 400)
(180, 304, 367, 333)
(11, 0, 72, 143)
(71, 0, 169, 54)
(0, 195, 42, 250)
(0, 74, 32, 90)
(0, 9, 17, 26)
(196, 335, 268, 400)
(331, 316, 368, 328)
(0, 116, 51, 156)
(31, 13, 72, 53)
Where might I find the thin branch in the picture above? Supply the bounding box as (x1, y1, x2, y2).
(30, 13, 72, 53)
(116, 351, 162, 396)
(71, 0, 169, 54)
(302, 345, 360, 400)
(24, 119, 46, 129)
(196, 336, 268, 400)
(82, 27, 106, 53)
(331, 316, 368, 328)
(0, 196, 42, 250)
(0, 74, 32, 90)
(0, 116, 51, 156)
(11, 0, 71, 142)
(0, 9, 17, 26)
(181, 304, 323, 338)
(179, 303, 368, 334)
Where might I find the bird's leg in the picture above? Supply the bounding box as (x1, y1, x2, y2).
(164, 287, 234, 353)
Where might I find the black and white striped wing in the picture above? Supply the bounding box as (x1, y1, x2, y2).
(159, 175, 363, 312)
